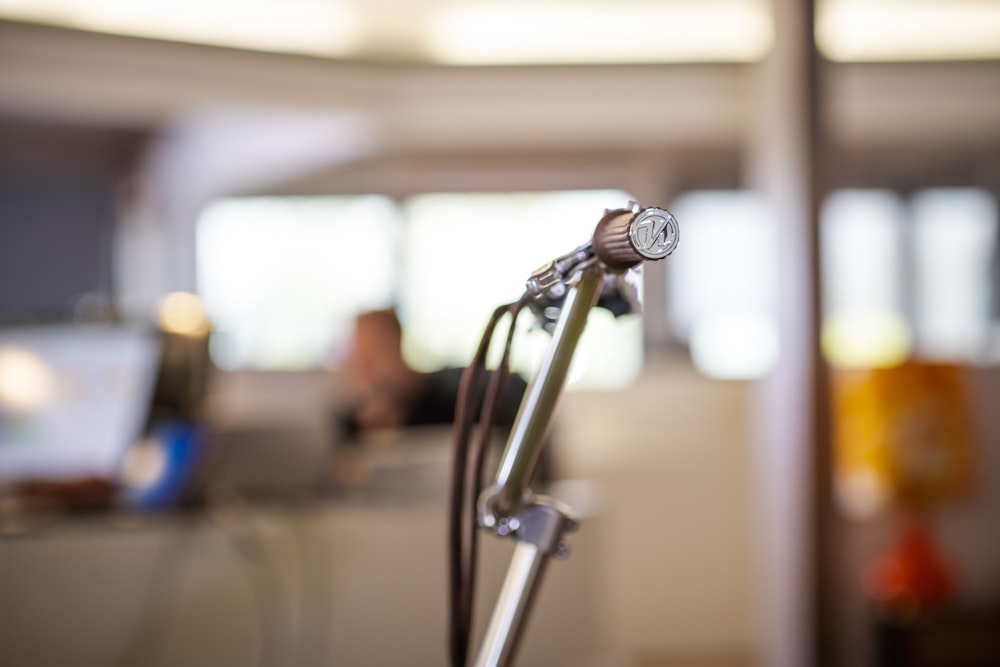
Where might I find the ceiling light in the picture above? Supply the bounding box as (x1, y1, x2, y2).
(158, 292, 211, 337)
(818, 0, 1000, 62)
(0, 0, 363, 57)
(424, 2, 773, 65)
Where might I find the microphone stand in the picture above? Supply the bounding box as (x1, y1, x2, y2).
(467, 202, 679, 667)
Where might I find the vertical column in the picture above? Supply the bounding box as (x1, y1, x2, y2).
(746, 0, 831, 666)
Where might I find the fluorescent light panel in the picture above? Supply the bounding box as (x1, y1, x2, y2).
(423, 2, 773, 65)
(2, 0, 996, 64)
(0, 0, 362, 57)
(818, 0, 1000, 62)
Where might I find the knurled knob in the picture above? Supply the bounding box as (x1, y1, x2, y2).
(592, 204, 679, 270)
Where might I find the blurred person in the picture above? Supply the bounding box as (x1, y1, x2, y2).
(331, 309, 556, 488)
(335, 308, 525, 437)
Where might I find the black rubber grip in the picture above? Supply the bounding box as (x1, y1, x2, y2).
(592, 208, 642, 270)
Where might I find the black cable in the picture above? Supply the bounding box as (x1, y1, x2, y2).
(448, 296, 527, 667)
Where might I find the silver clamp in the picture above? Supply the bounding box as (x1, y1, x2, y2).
(525, 242, 595, 301)
(478, 486, 579, 558)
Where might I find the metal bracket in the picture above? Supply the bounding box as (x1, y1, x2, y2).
(478, 490, 579, 558)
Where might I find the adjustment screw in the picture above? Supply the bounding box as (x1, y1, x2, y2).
(496, 517, 520, 536)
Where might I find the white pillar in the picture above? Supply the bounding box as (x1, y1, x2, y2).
(747, 1, 828, 666)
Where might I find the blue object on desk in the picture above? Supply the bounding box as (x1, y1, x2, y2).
(122, 420, 204, 512)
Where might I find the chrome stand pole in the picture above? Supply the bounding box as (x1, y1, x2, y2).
(472, 500, 578, 667)
(472, 263, 603, 667)
(465, 202, 679, 667)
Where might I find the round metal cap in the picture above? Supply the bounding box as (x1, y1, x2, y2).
(628, 207, 679, 260)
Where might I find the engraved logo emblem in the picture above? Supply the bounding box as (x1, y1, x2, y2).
(628, 208, 679, 260)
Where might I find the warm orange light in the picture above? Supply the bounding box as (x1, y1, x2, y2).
(0, 346, 55, 412)
(822, 310, 911, 369)
(158, 292, 211, 337)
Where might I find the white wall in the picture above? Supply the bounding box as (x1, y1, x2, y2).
(558, 357, 760, 663)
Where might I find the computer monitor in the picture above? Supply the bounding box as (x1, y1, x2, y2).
(0, 324, 161, 482)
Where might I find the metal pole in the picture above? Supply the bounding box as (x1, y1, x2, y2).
(472, 498, 577, 667)
(465, 202, 678, 667)
(471, 263, 599, 667)
(489, 262, 605, 519)
(472, 541, 549, 667)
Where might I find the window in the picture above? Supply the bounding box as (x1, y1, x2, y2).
(821, 187, 998, 368)
(821, 189, 910, 368)
(197, 195, 400, 370)
(196, 190, 643, 389)
(912, 188, 997, 360)
(666, 190, 779, 380)
(400, 190, 641, 389)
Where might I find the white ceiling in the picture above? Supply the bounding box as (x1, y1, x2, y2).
(1, 13, 998, 197)
(1, 1, 999, 65)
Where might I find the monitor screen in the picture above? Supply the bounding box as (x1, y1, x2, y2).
(0, 324, 161, 481)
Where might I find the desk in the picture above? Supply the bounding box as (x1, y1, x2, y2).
(0, 492, 602, 667)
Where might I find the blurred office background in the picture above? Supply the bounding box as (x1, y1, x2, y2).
(1, 1, 1000, 666)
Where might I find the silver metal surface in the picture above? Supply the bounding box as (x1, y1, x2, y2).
(525, 242, 594, 298)
(490, 261, 605, 519)
(472, 497, 578, 667)
(471, 541, 548, 667)
(628, 207, 679, 260)
(478, 492, 579, 547)
(467, 201, 681, 667)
